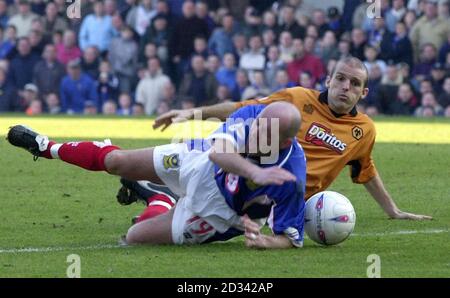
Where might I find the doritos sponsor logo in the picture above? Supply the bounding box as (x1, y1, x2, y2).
(305, 123, 347, 154)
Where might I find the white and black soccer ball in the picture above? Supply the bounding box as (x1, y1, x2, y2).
(304, 191, 356, 246)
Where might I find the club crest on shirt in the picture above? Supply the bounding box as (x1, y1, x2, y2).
(163, 154, 180, 169)
(305, 122, 347, 154)
(352, 126, 363, 140)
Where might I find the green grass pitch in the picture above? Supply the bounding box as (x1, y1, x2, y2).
(0, 116, 449, 277)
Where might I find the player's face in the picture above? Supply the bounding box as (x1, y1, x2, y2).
(326, 62, 369, 114)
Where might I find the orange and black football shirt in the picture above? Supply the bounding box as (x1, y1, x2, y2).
(235, 87, 378, 199)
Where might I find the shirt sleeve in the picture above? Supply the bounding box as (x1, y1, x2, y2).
(234, 89, 295, 109)
(268, 181, 305, 248)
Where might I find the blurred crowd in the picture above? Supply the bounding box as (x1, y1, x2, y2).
(0, 0, 449, 118)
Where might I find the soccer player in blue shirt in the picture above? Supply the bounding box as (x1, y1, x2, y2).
(7, 102, 306, 249)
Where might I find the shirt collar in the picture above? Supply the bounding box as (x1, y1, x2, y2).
(318, 90, 358, 117)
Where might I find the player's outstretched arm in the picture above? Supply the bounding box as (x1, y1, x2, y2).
(208, 138, 296, 186)
(364, 174, 433, 220)
(242, 215, 293, 249)
(153, 102, 238, 131)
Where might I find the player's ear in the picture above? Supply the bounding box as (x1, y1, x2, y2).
(360, 87, 369, 100)
(325, 75, 331, 88)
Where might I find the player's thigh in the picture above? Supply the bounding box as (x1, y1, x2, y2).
(126, 207, 175, 245)
(105, 147, 164, 183)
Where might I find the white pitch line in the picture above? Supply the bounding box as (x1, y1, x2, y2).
(0, 244, 123, 254)
(351, 228, 449, 237)
(0, 229, 448, 254)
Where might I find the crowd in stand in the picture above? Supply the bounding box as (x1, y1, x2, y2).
(0, 0, 449, 117)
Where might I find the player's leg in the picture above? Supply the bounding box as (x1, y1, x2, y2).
(125, 207, 175, 245)
(7, 125, 163, 183)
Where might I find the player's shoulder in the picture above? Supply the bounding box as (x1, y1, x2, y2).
(284, 86, 321, 100)
(354, 112, 377, 138)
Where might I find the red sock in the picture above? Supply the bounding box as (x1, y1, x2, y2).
(44, 141, 120, 171)
(135, 194, 175, 223)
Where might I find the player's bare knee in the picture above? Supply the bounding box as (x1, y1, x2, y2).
(125, 225, 141, 245)
(104, 150, 126, 175)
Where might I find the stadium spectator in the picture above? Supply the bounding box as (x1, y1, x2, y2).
(81, 46, 100, 80)
(231, 68, 250, 101)
(206, 54, 221, 75)
(261, 10, 280, 38)
(350, 28, 367, 61)
(216, 84, 231, 103)
(277, 31, 295, 64)
(191, 36, 209, 61)
(102, 99, 117, 115)
(279, 4, 304, 39)
(179, 55, 218, 107)
(215, 53, 237, 92)
(9, 37, 41, 89)
(139, 14, 170, 66)
(44, 92, 61, 114)
(262, 28, 276, 50)
(286, 38, 325, 84)
(240, 7, 262, 38)
(445, 105, 450, 117)
(111, 12, 126, 37)
(97, 60, 120, 110)
(241, 70, 270, 100)
(0, 0, 8, 29)
(41, 1, 68, 40)
(272, 69, 295, 92)
(136, 57, 171, 115)
(126, 0, 156, 37)
(438, 32, 450, 64)
(380, 21, 413, 67)
(56, 30, 82, 65)
(409, 0, 450, 62)
(0, 25, 17, 59)
(429, 62, 447, 94)
(7, 0, 38, 38)
(364, 45, 387, 74)
(109, 25, 138, 93)
(438, 76, 450, 108)
(25, 98, 42, 115)
(0, 67, 17, 112)
(195, 1, 214, 35)
(18, 83, 40, 112)
(161, 81, 177, 108)
(168, 0, 209, 84)
(239, 35, 266, 78)
(415, 91, 444, 116)
(377, 62, 405, 113)
(79, 0, 114, 52)
(388, 83, 419, 115)
(317, 31, 340, 65)
(231, 32, 247, 62)
(264, 45, 285, 91)
(33, 44, 65, 96)
(412, 43, 438, 82)
(60, 59, 98, 114)
(384, 0, 407, 33)
(132, 102, 145, 115)
(117, 92, 133, 116)
(207, 13, 235, 59)
(311, 9, 329, 38)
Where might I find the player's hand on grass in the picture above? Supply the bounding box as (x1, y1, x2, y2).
(249, 166, 296, 186)
(242, 215, 264, 249)
(390, 209, 433, 220)
(153, 109, 194, 131)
